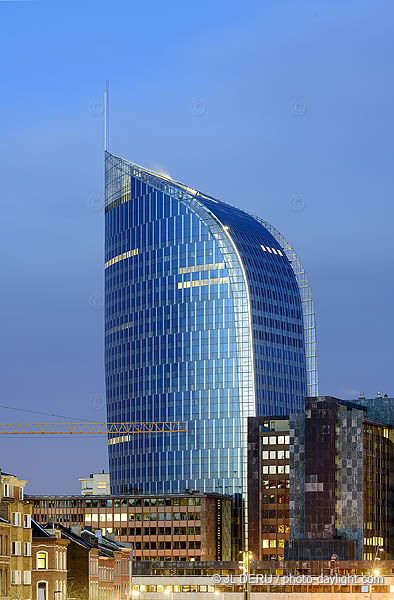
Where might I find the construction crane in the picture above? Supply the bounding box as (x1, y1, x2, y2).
(0, 422, 186, 435)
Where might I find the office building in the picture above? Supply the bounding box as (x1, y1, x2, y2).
(248, 416, 290, 561)
(104, 150, 317, 550)
(130, 558, 394, 599)
(247, 396, 394, 562)
(28, 492, 231, 561)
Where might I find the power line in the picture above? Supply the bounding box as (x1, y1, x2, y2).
(0, 435, 105, 440)
(0, 404, 97, 422)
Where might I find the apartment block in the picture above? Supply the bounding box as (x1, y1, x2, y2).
(0, 470, 32, 600)
(0, 515, 10, 598)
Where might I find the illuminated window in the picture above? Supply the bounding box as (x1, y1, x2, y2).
(37, 551, 47, 569)
(262, 539, 269, 548)
(97, 482, 107, 489)
(104, 248, 138, 269)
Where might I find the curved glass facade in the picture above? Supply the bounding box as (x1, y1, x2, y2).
(104, 151, 316, 547)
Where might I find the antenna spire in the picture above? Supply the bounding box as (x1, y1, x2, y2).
(105, 80, 109, 152)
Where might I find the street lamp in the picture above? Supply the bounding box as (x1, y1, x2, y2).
(239, 551, 252, 600)
(370, 546, 384, 600)
(165, 587, 173, 600)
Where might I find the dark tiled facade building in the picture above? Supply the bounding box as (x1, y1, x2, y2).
(27, 493, 231, 561)
(287, 396, 394, 561)
(248, 396, 394, 563)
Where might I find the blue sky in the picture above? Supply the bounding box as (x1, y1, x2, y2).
(1, 0, 393, 493)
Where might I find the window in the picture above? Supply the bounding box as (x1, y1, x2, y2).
(37, 581, 48, 600)
(19, 487, 24, 500)
(23, 514, 31, 528)
(24, 571, 31, 585)
(12, 513, 21, 527)
(12, 541, 21, 555)
(4, 483, 13, 497)
(11, 570, 21, 585)
(37, 552, 48, 569)
(24, 542, 32, 556)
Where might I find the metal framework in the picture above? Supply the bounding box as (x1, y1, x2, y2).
(0, 422, 187, 435)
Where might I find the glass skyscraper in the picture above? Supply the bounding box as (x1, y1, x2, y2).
(104, 150, 317, 547)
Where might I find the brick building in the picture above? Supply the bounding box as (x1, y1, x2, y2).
(28, 492, 231, 561)
(49, 524, 130, 599)
(0, 515, 10, 598)
(0, 470, 32, 599)
(31, 520, 69, 600)
(248, 416, 290, 561)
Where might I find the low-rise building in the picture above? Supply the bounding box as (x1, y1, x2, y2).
(28, 492, 231, 561)
(47, 524, 130, 600)
(80, 472, 111, 496)
(129, 559, 394, 599)
(31, 520, 69, 600)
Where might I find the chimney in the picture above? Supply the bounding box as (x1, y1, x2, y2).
(94, 529, 103, 545)
(71, 525, 81, 537)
